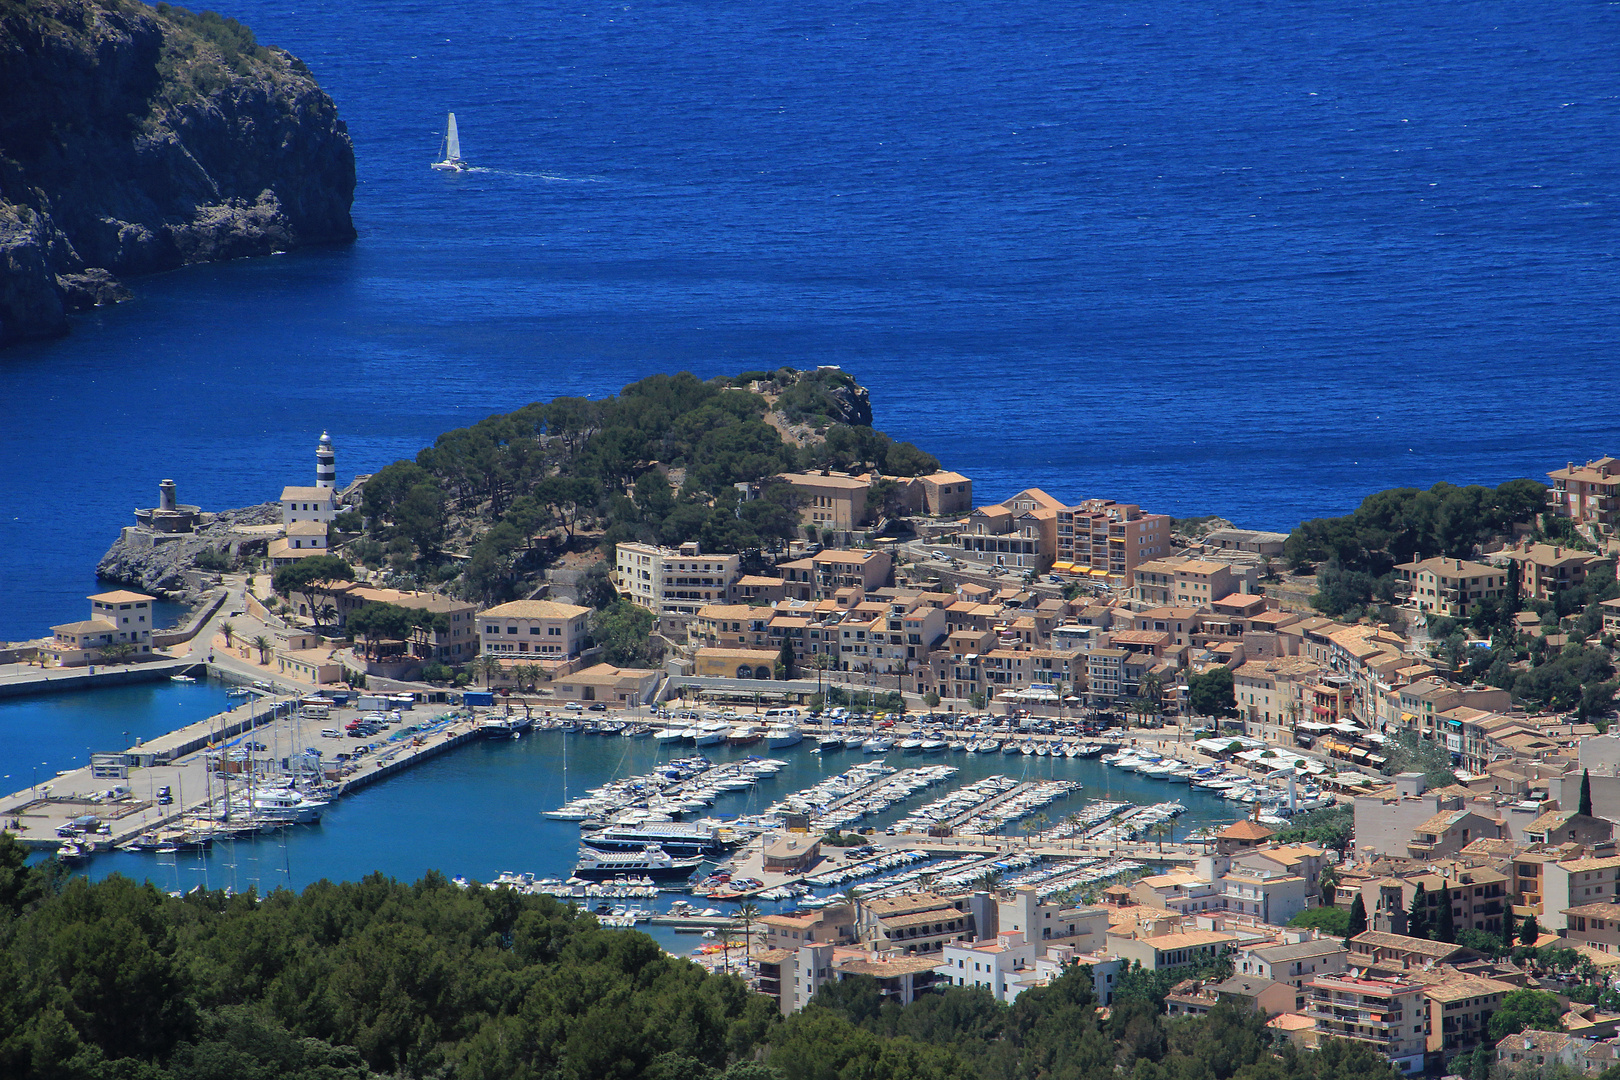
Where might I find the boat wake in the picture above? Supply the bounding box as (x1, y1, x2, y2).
(470, 168, 606, 182)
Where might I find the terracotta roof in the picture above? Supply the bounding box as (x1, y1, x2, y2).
(1218, 820, 1276, 841)
(480, 599, 590, 619)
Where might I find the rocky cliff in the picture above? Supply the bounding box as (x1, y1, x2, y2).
(0, 0, 356, 345)
(97, 500, 279, 596)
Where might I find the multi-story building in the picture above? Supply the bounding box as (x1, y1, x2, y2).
(1232, 656, 1321, 742)
(279, 484, 338, 526)
(1542, 856, 1620, 931)
(319, 584, 479, 662)
(1421, 972, 1514, 1065)
(1394, 556, 1511, 617)
(856, 892, 989, 956)
(916, 472, 973, 516)
(44, 590, 157, 666)
(1548, 457, 1620, 535)
(936, 932, 1040, 1002)
(1502, 542, 1612, 603)
(1235, 938, 1349, 1013)
(776, 471, 871, 534)
(1054, 499, 1171, 581)
(614, 541, 740, 622)
(1304, 973, 1428, 1074)
(778, 549, 893, 602)
(953, 489, 1063, 572)
(1498, 1030, 1619, 1077)
(1560, 901, 1620, 956)
(477, 599, 591, 661)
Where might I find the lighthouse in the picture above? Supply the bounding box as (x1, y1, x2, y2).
(316, 431, 336, 489)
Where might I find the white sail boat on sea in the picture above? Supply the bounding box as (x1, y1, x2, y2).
(431, 112, 470, 172)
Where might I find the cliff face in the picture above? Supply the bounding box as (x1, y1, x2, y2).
(0, 0, 356, 345)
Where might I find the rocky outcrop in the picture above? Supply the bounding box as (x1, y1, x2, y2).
(0, 0, 356, 346)
(97, 501, 281, 598)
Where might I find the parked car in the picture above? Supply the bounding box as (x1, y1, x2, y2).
(587, 702, 608, 712)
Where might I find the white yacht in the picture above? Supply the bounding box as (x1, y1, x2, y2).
(765, 723, 803, 748)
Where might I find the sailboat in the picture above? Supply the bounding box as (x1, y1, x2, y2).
(432, 112, 471, 172)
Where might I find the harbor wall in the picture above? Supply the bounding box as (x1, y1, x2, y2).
(0, 659, 198, 699)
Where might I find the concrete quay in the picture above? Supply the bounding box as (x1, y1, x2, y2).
(0, 658, 204, 699)
(1, 688, 480, 852)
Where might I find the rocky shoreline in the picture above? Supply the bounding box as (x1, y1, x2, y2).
(0, 0, 356, 346)
(95, 501, 280, 599)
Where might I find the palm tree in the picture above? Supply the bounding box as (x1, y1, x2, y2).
(811, 652, 833, 693)
(1021, 812, 1049, 848)
(475, 654, 503, 688)
(736, 901, 761, 960)
(975, 868, 1003, 894)
(98, 641, 135, 666)
(1064, 811, 1086, 851)
(315, 604, 338, 633)
(220, 620, 235, 647)
(1149, 819, 1172, 855)
(250, 635, 272, 665)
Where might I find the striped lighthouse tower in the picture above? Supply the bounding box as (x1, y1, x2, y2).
(316, 431, 336, 489)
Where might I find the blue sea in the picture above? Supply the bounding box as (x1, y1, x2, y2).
(0, 0, 1614, 890)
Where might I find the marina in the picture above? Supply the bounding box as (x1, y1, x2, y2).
(2, 687, 1345, 955)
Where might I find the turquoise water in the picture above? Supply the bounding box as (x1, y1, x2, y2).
(0, 679, 236, 790)
(81, 727, 1238, 948)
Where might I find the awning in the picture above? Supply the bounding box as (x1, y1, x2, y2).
(1052, 561, 1076, 571)
(1090, 569, 1110, 578)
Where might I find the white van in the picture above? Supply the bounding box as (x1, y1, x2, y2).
(763, 707, 800, 721)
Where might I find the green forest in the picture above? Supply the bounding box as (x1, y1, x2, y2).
(348, 369, 938, 604)
(1, 838, 1411, 1080)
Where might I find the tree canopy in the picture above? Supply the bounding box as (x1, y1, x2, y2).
(1187, 666, 1237, 718)
(0, 839, 1426, 1080)
(357, 369, 936, 605)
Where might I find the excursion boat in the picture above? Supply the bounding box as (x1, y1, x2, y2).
(572, 845, 704, 883)
(765, 724, 803, 749)
(578, 821, 726, 858)
(729, 726, 762, 745)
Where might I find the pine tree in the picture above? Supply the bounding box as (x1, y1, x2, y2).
(777, 635, 797, 681)
(1435, 886, 1457, 943)
(1519, 912, 1540, 947)
(1581, 769, 1594, 817)
(1348, 892, 1368, 940)
(1408, 883, 1429, 940)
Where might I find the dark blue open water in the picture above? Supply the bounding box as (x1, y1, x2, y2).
(1, 0, 1617, 641)
(0, 0, 1615, 892)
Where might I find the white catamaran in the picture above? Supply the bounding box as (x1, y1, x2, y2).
(431, 112, 470, 172)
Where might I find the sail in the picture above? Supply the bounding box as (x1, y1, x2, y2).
(445, 112, 461, 161)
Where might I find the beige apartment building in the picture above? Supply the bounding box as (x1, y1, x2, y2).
(1502, 542, 1612, 602)
(615, 540, 739, 621)
(317, 584, 478, 662)
(1305, 974, 1428, 1074)
(1549, 457, 1620, 535)
(478, 599, 591, 660)
(776, 471, 871, 534)
(779, 549, 892, 601)
(1054, 499, 1171, 580)
(1394, 556, 1510, 617)
(955, 489, 1063, 572)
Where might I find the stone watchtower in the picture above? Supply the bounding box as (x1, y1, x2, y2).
(132, 478, 201, 537)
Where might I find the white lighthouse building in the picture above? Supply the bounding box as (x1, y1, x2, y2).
(280, 431, 339, 526)
(316, 431, 336, 489)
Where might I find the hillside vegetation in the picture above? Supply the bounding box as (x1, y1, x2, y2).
(0, 839, 1409, 1080)
(354, 369, 939, 604)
